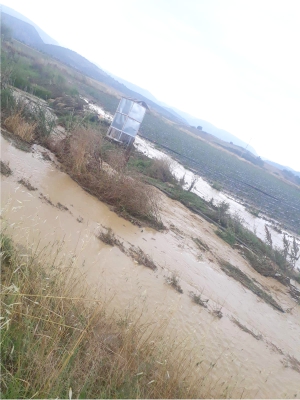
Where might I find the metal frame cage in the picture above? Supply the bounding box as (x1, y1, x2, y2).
(107, 97, 148, 146)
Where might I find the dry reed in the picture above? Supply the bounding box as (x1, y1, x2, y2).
(4, 111, 36, 142)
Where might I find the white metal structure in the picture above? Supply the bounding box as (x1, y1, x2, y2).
(107, 97, 148, 146)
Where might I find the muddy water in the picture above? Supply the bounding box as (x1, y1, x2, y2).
(1, 133, 300, 398)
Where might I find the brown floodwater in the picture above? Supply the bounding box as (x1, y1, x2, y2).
(1, 133, 300, 398)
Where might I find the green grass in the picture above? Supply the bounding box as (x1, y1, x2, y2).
(216, 229, 236, 246)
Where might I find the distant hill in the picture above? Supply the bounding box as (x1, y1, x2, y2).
(265, 160, 300, 178)
(108, 73, 159, 104)
(1, 4, 59, 45)
(101, 72, 188, 124)
(1, 12, 44, 47)
(169, 108, 258, 155)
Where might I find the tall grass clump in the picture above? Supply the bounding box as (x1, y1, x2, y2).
(2, 86, 56, 142)
(1, 233, 215, 399)
(4, 110, 36, 142)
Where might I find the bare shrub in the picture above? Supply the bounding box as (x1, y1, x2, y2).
(166, 272, 183, 293)
(65, 127, 103, 174)
(189, 291, 209, 308)
(129, 246, 157, 270)
(149, 157, 176, 183)
(106, 149, 127, 173)
(53, 128, 162, 227)
(211, 304, 223, 319)
(4, 111, 36, 142)
(97, 226, 125, 253)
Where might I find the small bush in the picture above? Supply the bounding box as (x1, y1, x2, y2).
(212, 181, 222, 191)
(148, 157, 176, 183)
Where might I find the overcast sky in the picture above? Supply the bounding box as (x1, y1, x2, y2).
(2, 0, 300, 170)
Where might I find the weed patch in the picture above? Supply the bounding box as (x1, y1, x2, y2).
(97, 227, 125, 253)
(0, 160, 12, 177)
(56, 202, 69, 211)
(39, 193, 55, 206)
(210, 304, 223, 319)
(129, 246, 157, 271)
(192, 237, 210, 252)
(189, 291, 209, 308)
(18, 178, 37, 191)
(166, 273, 183, 294)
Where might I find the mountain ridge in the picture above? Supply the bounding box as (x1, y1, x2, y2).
(1, 4, 59, 45)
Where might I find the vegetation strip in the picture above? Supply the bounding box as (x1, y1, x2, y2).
(219, 262, 284, 312)
(97, 227, 157, 270)
(231, 317, 262, 340)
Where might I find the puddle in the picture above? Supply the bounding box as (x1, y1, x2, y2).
(1, 132, 300, 398)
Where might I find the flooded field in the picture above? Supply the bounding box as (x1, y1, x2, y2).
(1, 131, 300, 398)
(134, 135, 300, 267)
